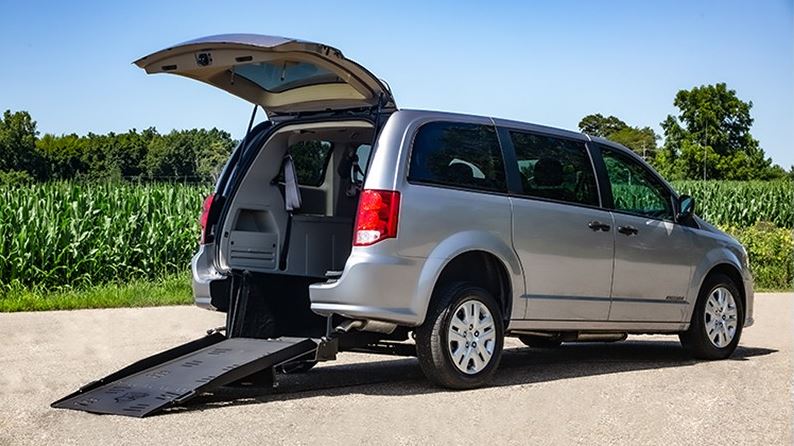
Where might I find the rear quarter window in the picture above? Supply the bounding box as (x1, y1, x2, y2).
(408, 121, 506, 193)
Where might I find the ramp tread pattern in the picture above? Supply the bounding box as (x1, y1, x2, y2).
(52, 337, 317, 417)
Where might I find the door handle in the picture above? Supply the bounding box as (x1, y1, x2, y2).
(617, 225, 639, 236)
(588, 221, 611, 232)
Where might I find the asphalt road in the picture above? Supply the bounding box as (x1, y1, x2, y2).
(0, 293, 791, 445)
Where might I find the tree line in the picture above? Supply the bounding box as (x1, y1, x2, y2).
(1, 82, 789, 184)
(578, 83, 788, 180)
(0, 111, 234, 184)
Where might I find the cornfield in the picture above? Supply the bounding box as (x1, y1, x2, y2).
(0, 180, 791, 292)
(672, 180, 793, 228)
(0, 182, 211, 290)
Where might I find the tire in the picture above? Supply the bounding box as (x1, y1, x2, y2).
(415, 282, 504, 389)
(518, 335, 563, 349)
(679, 274, 744, 360)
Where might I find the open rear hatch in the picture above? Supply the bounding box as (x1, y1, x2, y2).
(133, 34, 396, 116)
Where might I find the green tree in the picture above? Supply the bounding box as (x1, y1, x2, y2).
(578, 114, 658, 159)
(656, 83, 781, 180)
(36, 133, 87, 179)
(609, 126, 658, 160)
(0, 110, 40, 177)
(144, 130, 198, 178)
(104, 128, 157, 179)
(78, 132, 124, 181)
(196, 139, 235, 182)
(578, 114, 628, 137)
(2, 109, 238, 183)
(37, 128, 160, 181)
(144, 128, 233, 180)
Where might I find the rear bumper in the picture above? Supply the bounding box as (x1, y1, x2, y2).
(309, 248, 425, 326)
(191, 243, 225, 311)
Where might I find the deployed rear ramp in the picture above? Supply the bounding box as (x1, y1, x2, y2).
(52, 334, 318, 417)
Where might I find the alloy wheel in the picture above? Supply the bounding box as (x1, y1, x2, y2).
(447, 299, 497, 374)
(704, 286, 738, 348)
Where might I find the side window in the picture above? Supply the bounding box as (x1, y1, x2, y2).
(601, 147, 673, 220)
(509, 131, 599, 206)
(354, 143, 372, 179)
(281, 140, 333, 186)
(408, 122, 506, 192)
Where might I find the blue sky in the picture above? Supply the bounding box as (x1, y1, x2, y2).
(2, 1, 792, 167)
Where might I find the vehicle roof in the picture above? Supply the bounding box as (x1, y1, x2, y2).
(395, 109, 645, 158)
(396, 108, 591, 142)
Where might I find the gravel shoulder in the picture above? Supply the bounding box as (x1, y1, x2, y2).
(0, 293, 791, 445)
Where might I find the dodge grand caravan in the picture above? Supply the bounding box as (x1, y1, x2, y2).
(135, 34, 754, 389)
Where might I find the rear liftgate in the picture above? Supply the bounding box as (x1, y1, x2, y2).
(52, 274, 334, 417)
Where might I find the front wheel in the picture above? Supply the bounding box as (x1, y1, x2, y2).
(679, 274, 744, 359)
(415, 283, 504, 389)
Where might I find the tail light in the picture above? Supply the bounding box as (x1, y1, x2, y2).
(199, 193, 215, 244)
(353, 189, 400, 246)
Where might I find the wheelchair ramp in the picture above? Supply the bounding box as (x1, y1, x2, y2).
(52, 335, 317, 417)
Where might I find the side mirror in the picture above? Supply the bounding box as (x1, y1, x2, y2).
(676, 195, 695, 222)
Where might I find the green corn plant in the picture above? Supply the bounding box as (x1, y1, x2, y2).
(673, 180, 793, 228)
(0, 179, 791, 293)
(0, 182, 211, 291)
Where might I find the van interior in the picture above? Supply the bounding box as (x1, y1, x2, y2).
(217, 120, 376, 339)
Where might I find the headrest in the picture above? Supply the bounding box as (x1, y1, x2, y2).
(534, 158, 564, 187)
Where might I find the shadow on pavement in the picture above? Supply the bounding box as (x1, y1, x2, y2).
(165, 340, 776, 415)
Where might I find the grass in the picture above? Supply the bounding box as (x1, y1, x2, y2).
(0, 273, 193, 312)
(0, 272, 787, 313)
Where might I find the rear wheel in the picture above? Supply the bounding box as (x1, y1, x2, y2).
(415, 283, 504, 389)
(679, 274, 744, 359)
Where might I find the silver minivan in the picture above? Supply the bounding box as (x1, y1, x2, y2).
(137, 34, 754, 389)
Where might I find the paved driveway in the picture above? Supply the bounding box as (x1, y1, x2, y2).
(0, 293, 791, 445)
